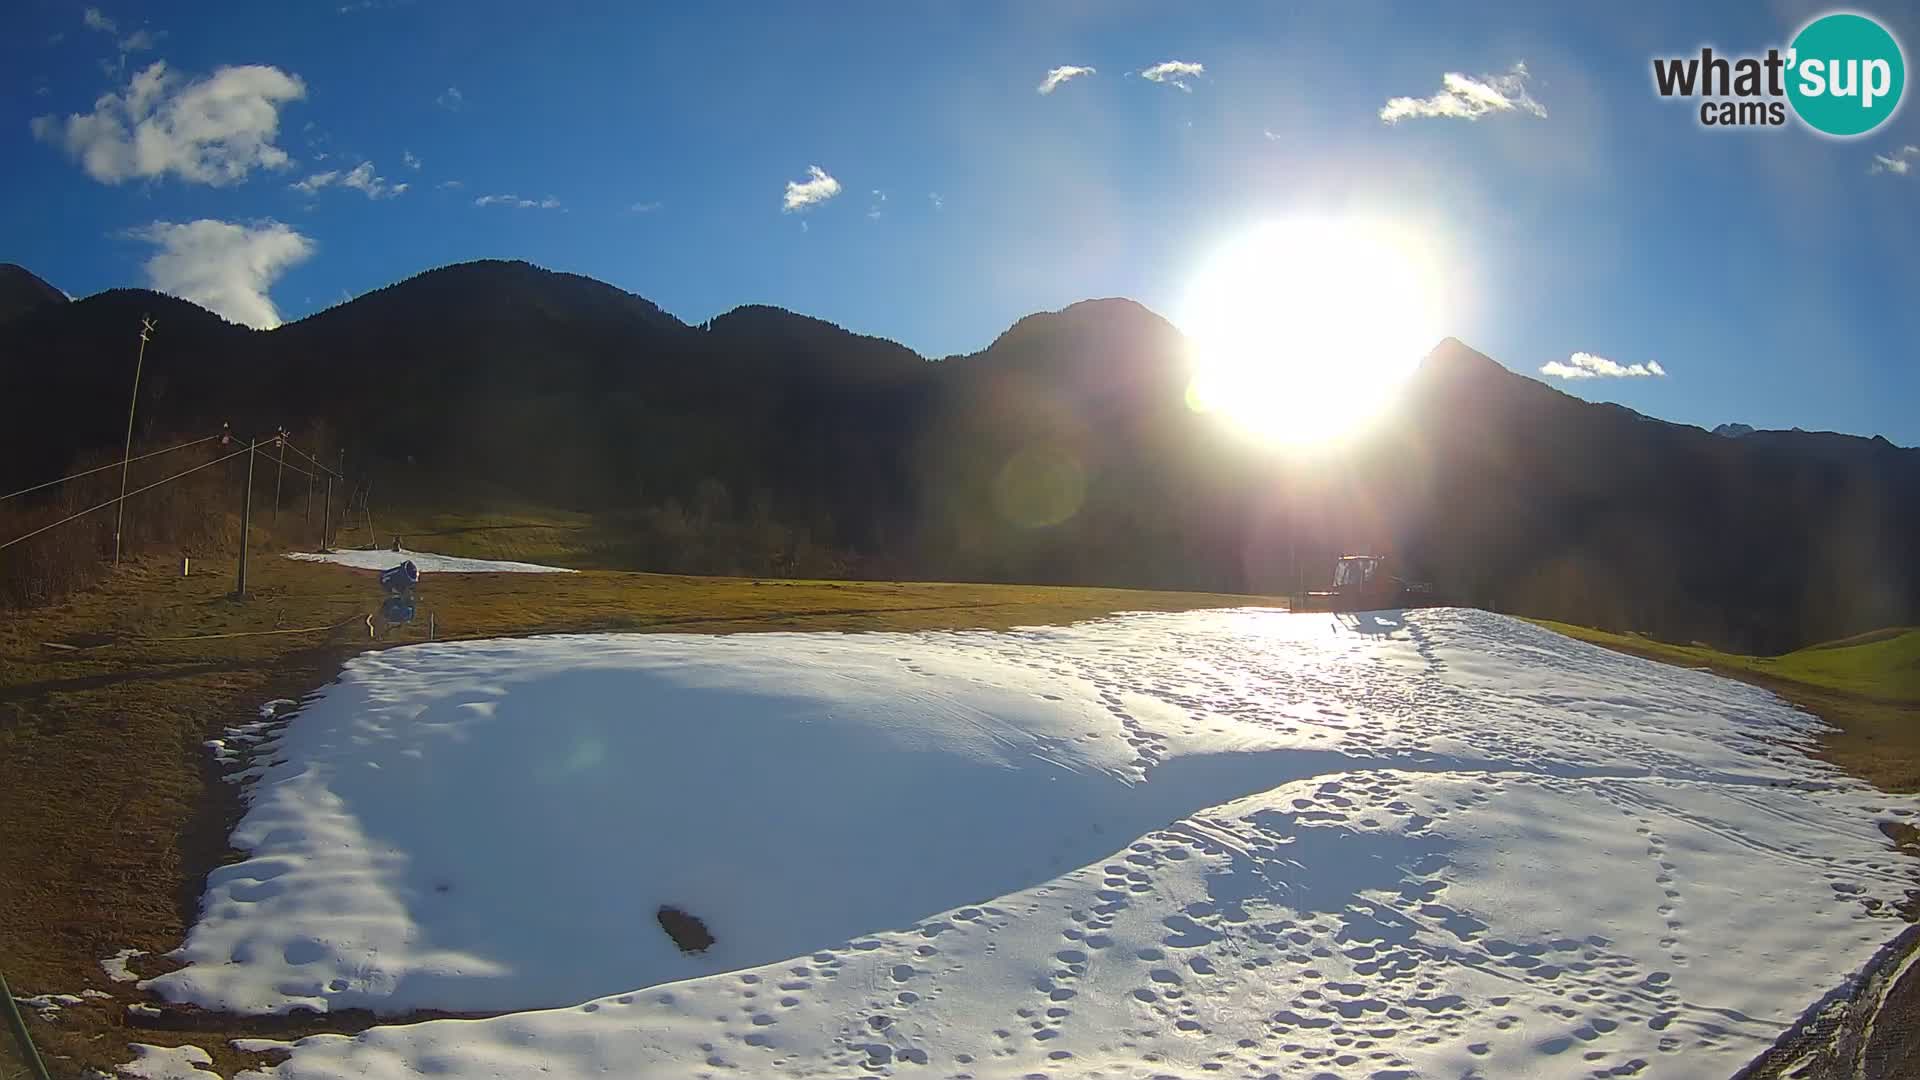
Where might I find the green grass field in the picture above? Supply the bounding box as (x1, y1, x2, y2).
(1531, 619, 1920, 792)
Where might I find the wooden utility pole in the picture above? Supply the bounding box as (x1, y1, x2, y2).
(322, 474, 334, 551)
(112, 316, 155, 566)
(272, 430, 286, 525)
(236, 439, 256, 599)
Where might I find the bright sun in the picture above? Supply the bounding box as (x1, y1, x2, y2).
(1179, 216, 1448, 445)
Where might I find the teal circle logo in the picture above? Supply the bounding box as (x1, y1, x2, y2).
(1787, 12, 1905, 137)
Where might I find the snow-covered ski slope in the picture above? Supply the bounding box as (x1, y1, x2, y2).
(285, 547, 576, 573)
(161, 608, 1918, 1079)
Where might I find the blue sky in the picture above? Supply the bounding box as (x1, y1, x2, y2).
(6, 0, 1918, 442)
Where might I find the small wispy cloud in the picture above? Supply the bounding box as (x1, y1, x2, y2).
(1540, 352, 1666, 380)
(782, 164, 841, 212)
(291, 160, 405, 199)
(1139, 60, 1204, 91)
(436, 85, 463, 110)
(436, 178, 463, 189)
(290, 169, 338, 195)
(1037, 65, 1096, 95)
(1381, 62, 1546, 123)
(928, 191, 943, 211)
(867, 189, 887, 220)
(82, 7, 165, 76)
(1870, 145, 1919, 176)
(629, 200, 662, 213)
(340, 160, 405, 198)
(402, 149, 421, 169)
(474, 193, 560, 209)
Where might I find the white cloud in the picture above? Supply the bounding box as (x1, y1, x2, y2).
(290, 169, 339, 195)
(782, 164, 840, 212)
(32, 60, 305, 185)
(83, 8, 163, 68)
(129, 219, 314, 329)
(436, 178, 463, 189)
(1540, 352, 1666, 380)
(1869, 145, 1918, 175)
(1381, 62, 1546, 123)
(928, 191, 943, 211)
(436, 85, 462, 110)
(629, 200, 662, 213)
(294, 162, 403, 199)
(867, 189, 887, 219)
(1140, 60, 1204, 91)
(340, 160, 406, 198)
(474, 193, 560, 209)
(402, 149, 421, 169)
(1037, 65, 1095, 94)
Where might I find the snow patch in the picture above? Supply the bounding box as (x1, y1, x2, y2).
(114, 1043, 216, 1079)
(14, 992, 83, 1020)
(155, 609, 1919, 1078)
(100, 948, 145, 983)
(285, 548, 574, 574)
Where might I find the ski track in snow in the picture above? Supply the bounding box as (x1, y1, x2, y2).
(143, 607, 1917, 1079)
(284, 548, 575, 574)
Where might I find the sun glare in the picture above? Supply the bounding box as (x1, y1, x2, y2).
(1179, 216, 1448, 445)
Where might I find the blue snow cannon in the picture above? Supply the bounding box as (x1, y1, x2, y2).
(381, 592, 417, 625)
(379, 559, 420, 594)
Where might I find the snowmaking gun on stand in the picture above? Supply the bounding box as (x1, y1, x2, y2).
(1291, 554, 1441, 613)
(378, 559, 420, 626)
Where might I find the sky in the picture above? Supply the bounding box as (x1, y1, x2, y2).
(5, 0, 1918, 443)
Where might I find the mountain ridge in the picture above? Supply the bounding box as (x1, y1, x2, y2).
(12, 258, 1912, 450)
(0, 263, 70, 325)
(1, 257, 1912, 652)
